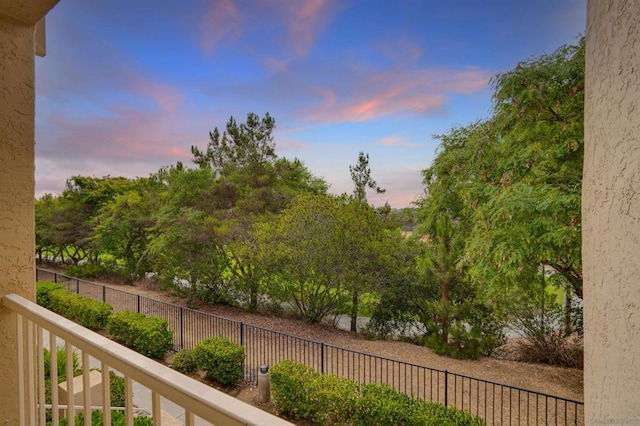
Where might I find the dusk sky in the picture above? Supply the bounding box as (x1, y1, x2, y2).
(35, 0, 586, 207)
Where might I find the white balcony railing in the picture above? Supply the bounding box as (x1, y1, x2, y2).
(3, 293, 292, 426)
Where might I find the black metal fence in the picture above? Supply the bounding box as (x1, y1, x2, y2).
(36, 268, 584, 425)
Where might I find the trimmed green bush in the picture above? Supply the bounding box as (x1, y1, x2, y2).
(107, 311, 173, 359)
(271, 361, 485, 426)
(192, 337, 244, 386)
(36, 281, 65, 310)
(270, 360, 316, 419)
(45, 288, 113, 330)
(354, 383, 485, 426)
(270, 360, 357, 425)
(172, 348, 198, 374)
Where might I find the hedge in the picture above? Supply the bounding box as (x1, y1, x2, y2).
(192, 337, 244, 386)
(107, 311, 173, 359)
(38, 282, 112, 330)
(36, 280, 65, 310)
(270, 360, 485, 426)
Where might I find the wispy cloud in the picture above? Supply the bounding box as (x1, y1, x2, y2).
(200, 0, 241, 54)
(285, 0, 335, 56)
(198, 0, 338, 65)
(302, 67, 490, 123)
(378, 135, 421, 148)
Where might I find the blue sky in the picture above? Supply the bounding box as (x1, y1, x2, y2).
(35, 0, 586, 207)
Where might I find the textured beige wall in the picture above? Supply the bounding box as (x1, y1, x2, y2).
(0, 18, 36, 424)
(584, 0, 640, 424)
(1, 1, 58, 422)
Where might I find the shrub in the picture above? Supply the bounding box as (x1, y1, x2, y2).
(270, 360, 357, 425)
(107, 311, 173, 359)
(109, 371, 126, 407)
(172, 348, 198, 374)
(47, 289, 113, 330)
(509, 293, 583, 368)
(44, 346, 80, 383)
(353, 383, 420, 425)
(54, 409, 153, 426)
(63, 262, 112, 280)
(36, 281, 65, 310)
(271, 361, 484, 426)
(354, 383, 484, 426)
(270, 360, 315, 419)
(192, 337, 244, 386)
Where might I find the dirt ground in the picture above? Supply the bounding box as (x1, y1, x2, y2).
(99, 275, 583, 404)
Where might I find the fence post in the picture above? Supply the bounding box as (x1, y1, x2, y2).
(76, 278, 80, 294)
(321, 343, 325, 374)
(54, 273, 58, 284)
(36, 268, 39, 282)
(180, 308, 184, 350)
(240, 322, 244, 346)
(444, 370, 449, 407)
(102, 285, 106, 302)
(137, 294, 141, 313)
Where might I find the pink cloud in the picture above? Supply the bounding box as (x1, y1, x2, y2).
(378, 135, 421, 148)
(262, 56, 291, 73)
(200, 0, 241, 54)
(198, 1, 338, 63)
(302, 67, 490, 123)
(285, 0, 335, 56)
(129, 79, 184, 112)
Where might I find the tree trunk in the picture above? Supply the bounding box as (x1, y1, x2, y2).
(441, 279, 450, 344)
(350, 290, 358, 332)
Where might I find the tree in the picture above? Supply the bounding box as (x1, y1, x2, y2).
(187, 113, 327, 310)
(349, 151, 385, 203)
(148, 166, 232, 304)
(420, 37, 584, 304)
(91, 178, 162, 282)
(347, 151, 386, 331)
(257, 194, 395, 323)
(36, 176, 135, 265)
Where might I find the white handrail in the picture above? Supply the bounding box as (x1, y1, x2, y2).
(3, 293, 291, 426)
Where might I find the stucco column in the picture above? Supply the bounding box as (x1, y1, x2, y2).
(584, 1, 640, 424)
(0, 17, 37, 423)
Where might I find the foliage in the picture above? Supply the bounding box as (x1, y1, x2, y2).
(270, 360, 357, 424)
(192, 337, 244, 386)
(107, 311, 173, 359)
(271, 361, 484, 426)
(353, 383, 485, 426)
(108, 371, 126, 407)
(36, 280, 65, 309)
(419, 37, 584, 303)
(171, 348, 198, 374)
(349, 151, 385, 203)
(47, 288, 113, 330)
(36, 176, 136, 266)
(63, 262, 113, 280)
(257, 193, 399, 323)
(91, 178, 162, 283)
(44, 346, 81, 383)
(508, 285, 583, 368)
(52, 410, 153, 426)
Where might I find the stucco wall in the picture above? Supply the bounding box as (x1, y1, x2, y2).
(0, 17, 36, 424)
(584, 0, 640, 424)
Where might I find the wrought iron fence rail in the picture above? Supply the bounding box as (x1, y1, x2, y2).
(36, 268, 584, 425)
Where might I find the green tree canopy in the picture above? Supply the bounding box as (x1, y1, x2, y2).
(419, 37, 584, 301)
